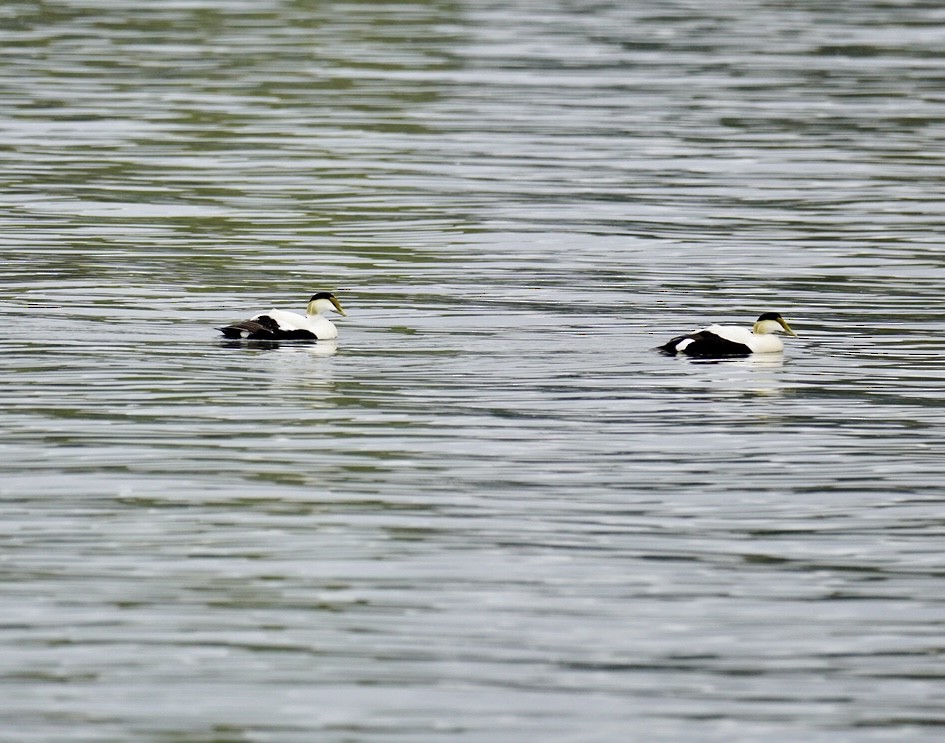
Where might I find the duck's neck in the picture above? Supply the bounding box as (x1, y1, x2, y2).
(306, 298, 334, 318)
(752, 319, 781, 336)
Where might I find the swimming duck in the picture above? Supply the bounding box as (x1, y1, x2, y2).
(218, 292, 346, 341)
(659, 312, 797, 357)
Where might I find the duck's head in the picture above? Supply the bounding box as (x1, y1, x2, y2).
(753, 312, 796, 337)
(307, 292, 346, 317)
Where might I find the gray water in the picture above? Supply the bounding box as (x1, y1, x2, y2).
(3, 1, 945, 741)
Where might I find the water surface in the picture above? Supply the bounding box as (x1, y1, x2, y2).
(3, 1, 945, 741)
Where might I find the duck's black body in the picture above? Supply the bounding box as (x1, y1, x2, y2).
(658, 330, 752, 357)
(218, 315, 317, 341)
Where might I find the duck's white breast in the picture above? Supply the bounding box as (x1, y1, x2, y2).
(310, 316, 338, 339)
(745, 333, 784, 353)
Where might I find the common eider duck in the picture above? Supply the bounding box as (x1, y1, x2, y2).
(659, 312, 797, 357)
(218, 292, 346, 341)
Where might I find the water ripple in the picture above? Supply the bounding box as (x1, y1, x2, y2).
(3, 1, 945, 741)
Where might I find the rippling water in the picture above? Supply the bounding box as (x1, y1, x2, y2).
(3, 1, 945, 741)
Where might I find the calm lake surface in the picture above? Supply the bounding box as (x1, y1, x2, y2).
(3, 1, 945, 741)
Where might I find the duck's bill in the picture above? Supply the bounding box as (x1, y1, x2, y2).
(331, 296, 347, 316)
(779, 318, 797, 337)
